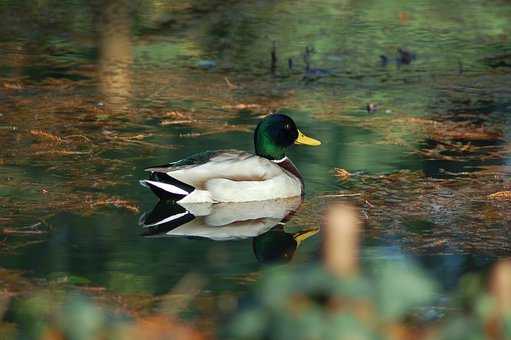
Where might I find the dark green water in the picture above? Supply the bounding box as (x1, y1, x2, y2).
(0, 0, 510, 322)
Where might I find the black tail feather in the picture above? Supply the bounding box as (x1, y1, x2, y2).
(141, 172, 195, 201)
(144, 181, 186, 201)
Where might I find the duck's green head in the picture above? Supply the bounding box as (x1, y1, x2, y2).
(254, 114, 321, 160)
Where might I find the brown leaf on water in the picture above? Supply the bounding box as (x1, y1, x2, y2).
(40, 77, 76, 90)
(222, 103, 260, 110)
(88, 198, 140, 213)
(163, 111, 192, 119)
(418, 239, 448, 250)
(2, 81, 22, 90)
(428, 125, 502, 142)
(416, 149, 457, 161)
(160, 119, 194, 126)
(78, 286, 107, 293)
(178, 124, 252, 138)
(160, 111, 195, 125)
(2, 228, 47, 236)
(404, 118, 502, 142)
(488, 191, 511, 201)
(30, 130, 64, 143)
(34, 150, 92, 156)
(102, 131, 174, 149)
(334, 168, 351, 181)
(61, 134, 91, 142)
(224, 77, 238, 89)
(123, 134, 151, 141)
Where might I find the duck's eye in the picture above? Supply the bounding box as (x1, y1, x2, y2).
(284, 123, 291, 130)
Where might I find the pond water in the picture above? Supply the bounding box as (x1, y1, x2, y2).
(0, 0, 510, 329)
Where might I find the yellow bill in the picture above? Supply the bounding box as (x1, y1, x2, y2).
(295, 129, 321, 146)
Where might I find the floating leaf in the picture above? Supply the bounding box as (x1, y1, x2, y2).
(30, 130, 64, 143)
(334, 168, 352, 181)
(488, 191, 511, 201)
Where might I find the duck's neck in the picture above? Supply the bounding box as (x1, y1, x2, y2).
(254, 130, 286, 160)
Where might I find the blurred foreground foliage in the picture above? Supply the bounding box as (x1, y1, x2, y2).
(230, 260, 436, 339)
(227, 261, 511, 340)
(0, 277, 204, 340)
(1, 255, 511, 339)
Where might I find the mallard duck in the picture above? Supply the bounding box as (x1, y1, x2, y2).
(140, 114, 321, 203)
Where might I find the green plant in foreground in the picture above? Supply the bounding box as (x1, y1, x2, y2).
(228, 259, 511, 340)
(229, 259, 437, 340)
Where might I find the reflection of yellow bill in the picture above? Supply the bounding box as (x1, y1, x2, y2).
(295, 129, 321, 146)
(294, 228, 320, 245)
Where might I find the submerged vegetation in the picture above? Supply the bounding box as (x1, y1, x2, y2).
(0, 0, 511, 338)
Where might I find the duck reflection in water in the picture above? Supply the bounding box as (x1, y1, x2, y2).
(139, 196, 318, 264)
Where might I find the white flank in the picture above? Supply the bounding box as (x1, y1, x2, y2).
(205, 173, 301, 202)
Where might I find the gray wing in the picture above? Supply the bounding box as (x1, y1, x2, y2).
(144, 150, 253, 173)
